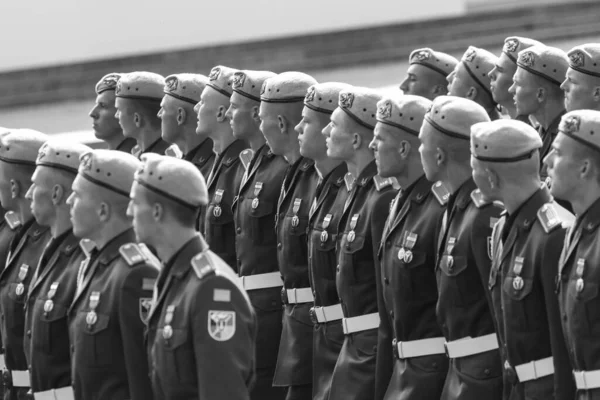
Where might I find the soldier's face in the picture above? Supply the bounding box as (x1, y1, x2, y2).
(489, 54, 517, 108)
(400, 65, 438, 99)
(418, 122, 441, 181)
(227, 93, 257, 141)
(25, 168, 55, 227)
(67, 176, 102, 239)
(509, 68, 539, 116)
(258, 103, 285, 155)
(195, 87, 222, 139)
(127, 182, 154, 244)
(159, 96, 182, 145)
(561, 68, 599, 112)
(544, 133, 583, 202)
(323, 108, 355, 161)
(90, 91, 122, 141)
(114, 98, 138, 139)
(296, 107, 329, 160)
(447, 63, 470, 98)
(0, 164, 15, 211)
(371, 123, 403, 178)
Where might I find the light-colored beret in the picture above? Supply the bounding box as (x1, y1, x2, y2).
(261, 72, 317, 104)
(376, 95, 433, 136)
(338, 87, 383, 130)
(232, 70, 277, 102)
(567, 43, 600, 79)
(0, 129, 49, 167)
(502, 37, 543, 64)
(424, 95, 490, 140)
(304, 82, 351, 115)
(207, 66, 238, 98)
(135, 153, 208, 208)
(471, 119, 542, 162)
(78, 149, 140, 198)
(164, 73, 208, 105)
(559, 110, 600, 153)
(517, 45, 569, 86)
(95, 73, 121, 95)
(36, 140, 91, 174)
(116, 72, 165, 101)
(461, 46, 498, 101)
(409, 48, 458, 78)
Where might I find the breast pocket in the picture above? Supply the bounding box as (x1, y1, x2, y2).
(341, 235, 373, 283)
(282, 215, 309, 264)
(34, 300, 68, 355)
(503, 275, 536, 331)
(7, 283, 27, 335)
(80, 312, 111, 367)
(248, 199, 275, 245)
(206, 202, 234, 244)
(392, 248, 435, 302)
(569, 280, 600, 334)
(312, 230, 337, 280)
(438, 255, 481, 307)
(157, 327, 195, 384)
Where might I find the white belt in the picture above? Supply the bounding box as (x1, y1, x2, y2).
(342, 312, 380, 334)
(34, 387, 75, 400)
(0, 354, 5, 370)
(241, 272, 283, 291)
(312, 304, 344, 323)
(515, 357, 554, 382)
(444, 333, 499, 358)
(11, 370, 30, 387)
(573, 369, 600, 390)
(286, 288, 314, 304)
(396, 337, 446, 359)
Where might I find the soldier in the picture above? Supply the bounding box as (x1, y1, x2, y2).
(509, 45, 569, 182)
(160, 73, 215, 178)
(471, 119, 575, 400)
(418, 96, 503, 399)
(233, 72, 288, 399)
(66, 150, 158, 400)
(90, 73, 137, 152)
(0, 129, 51, 399)
(562, 44, 600, 112)
(298, 82, 349, 400)
(199, 66, 248, 266)
(323, 87, 397, 400)
(115, 72, 170, 158)
(489, 37, 543, 121)
(23, 140, 90, 399)
(259, 72, 319, 399)
(372, 95, 449, 400)
(400, 48, 458, 100)
(130, 153, 256, 399)
(448, 46, 501, 120)
(546, 110, 600, 399)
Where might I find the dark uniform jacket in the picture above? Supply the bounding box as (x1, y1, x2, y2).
(68, 229, 157, 400)
(489, 187, 575, 400)
(307, 163, 348, 400)
(148, 235, 257, 400)
(116, 137, 137, 154)
(273, 156, 318, 387)
(329, 160, 397, 400)
(24, 231, 84, 392)
(0, 213, 19, 269)
(375, 175, 448, 400)
(435, 178, 503, 400)
(559, 197, 600, 399)
(539, 111, 565, 181)
(132, 137, 170, 159)
(0, 218, 51, 382)
(186, 138, 216, 234)
(203, 139, 248, 270)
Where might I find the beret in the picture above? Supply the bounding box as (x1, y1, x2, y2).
(409, 48, 458, 77)
(338, 86, 383, 130)
(567, 43, 600, 79)
(261, 72, 317, 104)
(304, 82, 351, 115)
(471, 119, 542, 162)
(376, 95, 432, 136)
(116, 72, 165, 101)
(78, 149, 140, 198)
(461, 46, 498, 101)
(517, 45, 569, 86)
(502, 37, 543, 64)
(135, 153, 208, 209)
(36, 140, 91, 174)
(425, 95, 490, 140)
(232, 70, 277, 102)
(207, 66, 238, 98)
(0, 129, 49, 167)
(164, 73, 208, 105)
(559, 109, 600, 153)
(95, 73, 121, 95)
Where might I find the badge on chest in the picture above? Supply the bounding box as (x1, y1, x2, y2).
(44, 282, 59, 314)
(16, 264, 29, 297)
(86, 291, 100, 327)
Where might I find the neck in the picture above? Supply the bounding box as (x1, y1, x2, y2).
(50, 208, 72, 238)
(533, 99, 564, 130)
(440, 164, 472, 195)
(212, 128, 237, 154)
(346, 149, 374, 178)
(501, 102, 518, 119)
(570, 185, 600, 217)
(314, 157, 341, 179)
(153, 226, 198, 263)
(105, 134, 125, 151)
(282, 142, 302, 165)
(501, 179, 540, 215)
(179, 125, 207, 154)
(245, 125, 267, 152)
(395, 159, 423, 190)
(137, 128, 162, 151)
(92, 220, 130, 250)
(16, 200, 33, 224)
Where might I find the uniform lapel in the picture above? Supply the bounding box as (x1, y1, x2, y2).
(559, 224, 582, 275)
(1, 223, 33, 281)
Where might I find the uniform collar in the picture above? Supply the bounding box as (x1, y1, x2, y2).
(163, 235, 208, 279)
(96, 228, 136, 265)
(355, 160, 378, 187)
(449, 177, 477, 211)
(324, 163, 348, 188)
(576, 196, 600, 234)
(509, 186, 552, 232)
(185, 138, 214, 164)
(407, 175, 431, 205)
(26, 219, 49, 239)
(539, 110, 566, 135)
(217, 139, 247, 167)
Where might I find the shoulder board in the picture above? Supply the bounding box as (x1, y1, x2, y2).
(536, 203, 562, 234)
(373, 175, 398, 191)
(191, 253, 216, 280)
(137, 243, 162, 270)
(239, 149, 254, 170)
(164, 144, 183, 159)
(470, 189, 492, 208)
(4, 212, 20, 230)
(119, 243, 149, 267)
(431, 181, 450, 206)
(79, 239, 96, 257)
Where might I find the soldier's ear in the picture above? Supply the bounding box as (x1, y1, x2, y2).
(51, 184, 65, 205)
(536, 87, 546, 103)
(98, 202, 110, 222)
(593, 87, 600, 102)
(277, 115, 288, 133)
(435, 147, 446, 166)
(176, 107, 186, 125)
(10, 179, 20, 199)
(352, 132, 362, 149)
(216, 105, 227, 123)
(152, 202, 163, 221)
(399, 140, 411, 158)
(466, 87, 477, 100)
(251, 106, 260, 122)
(133, 112, 142, 128)
(432, 84, 446, 97)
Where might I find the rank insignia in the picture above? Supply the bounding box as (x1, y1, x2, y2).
(139, 298, 153, 322)
(165, 76, 178, 92)
(519, 51, 535, 68)
(208, 310, 236, 341)
(412, 50, 430, 62)
(537, 203, 561, 233)
(432, 181, 450, 205)
(378, 101, 392, 120)
(305, 86, 316, 103)
(80, 152, 93, 171)
(562, 115, 580, 134)
(232, 72, 246, 89)
(340, 92, 354, 109)
(209, 67, 221, 81)
(213, 289, 231, 302)
(464, 48, 477, 63)
(504, 39, 519, 53)
(569, 51, 585, 67)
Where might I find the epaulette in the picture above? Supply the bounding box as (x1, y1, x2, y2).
(79, 239, 96, 257)
(239, 149, 254, 170)
(344, 172, 355, 192)
(470, 189, 492, 209)
(431, 181, 450, 206)
(4, 212, 20, 230)
(536, 203, 562, 234)
(191, 253, 216, 280)
(119, 243, 161, 269)
(165, 144, 183, 159)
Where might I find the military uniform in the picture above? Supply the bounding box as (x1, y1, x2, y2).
(539, 112, 565, 181)
(131, 138, 170, 159)
(233, 143, 288, 399)
(116, 137, 138, 153)
(0, 213, 19, 269)
(184, 138, 215, 183)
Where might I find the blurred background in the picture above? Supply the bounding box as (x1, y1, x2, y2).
(0, 0, 598, 143)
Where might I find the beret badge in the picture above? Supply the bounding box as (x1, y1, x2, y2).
(378, 101, 392, 119)
(519, 51, 535, 67)
(562, 115, 580, 134)
(80, 153, 93, 172)
(103, 74, 120, 89)
(305, 87, 316, 103)
(165, 76, 178, 92)
(413, 50, 430, 62)
(232, 72, 246, 89)
(464, 48, 477, 63)
(569, 51, 585, 67)
(115, 82, 122, 95)
(504, 39, 519, 53)
(340, 93, 355, 109)
(260, 81, 267, 96)
(209, 67, 221, 81)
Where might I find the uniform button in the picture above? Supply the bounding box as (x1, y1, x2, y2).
(26, 330, 31, 338)
(384, 277, 389, 285)
(70, 345, 74, 353)
(484, 368, 490, 376)
(336, 265, 340, 272)
(236, 227, 241, 234)
(277, 243, 282, 250)
(389, 310, 394, 318)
